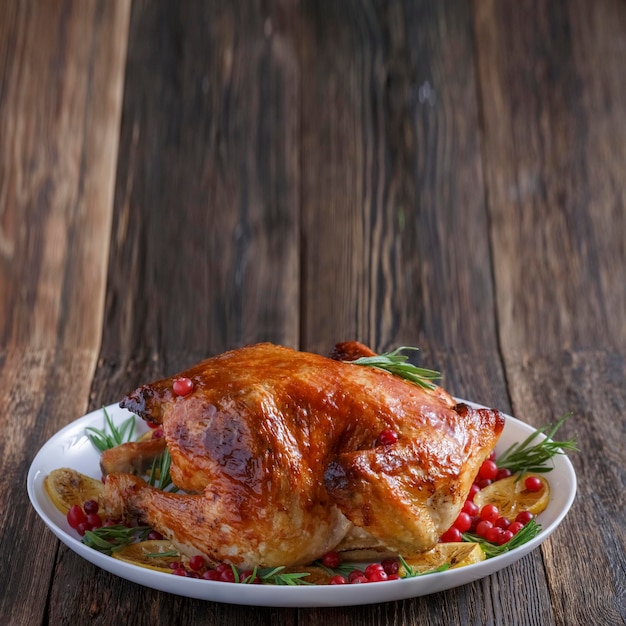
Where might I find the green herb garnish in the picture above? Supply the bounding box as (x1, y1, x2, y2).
(313, 559, 364, 579)
(463, 519, 542, 558)
(253, 566, 312, 586)
(496, 414, 578, 476)
(146, 550, 179, 558)
(351, 347, 441, 390)
(82, 525, 151, 555)
(147, 448, 178, 492)
(85, 406, 136, 452)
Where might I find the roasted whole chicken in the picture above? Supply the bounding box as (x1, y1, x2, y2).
(101, 342, 504, 568)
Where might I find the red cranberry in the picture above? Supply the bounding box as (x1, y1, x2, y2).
(329, 575, 347, 585)
(376, 429, 399, 446)
(321, 551, 341, 569)
(173, 377, 194, 396)
(67, 505, 87, 529)
(515, 511, 534, 525)
(189, 555, 206, 571)
(86, 513, 103, 530)
(348, 570, 366, 583)
(83, 500, 99, 515)
(381, 558, 399, 575)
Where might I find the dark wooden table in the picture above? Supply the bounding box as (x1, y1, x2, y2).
(1, 1, 625, 624)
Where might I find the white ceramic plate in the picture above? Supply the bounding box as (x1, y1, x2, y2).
(27, 401, 576, 607)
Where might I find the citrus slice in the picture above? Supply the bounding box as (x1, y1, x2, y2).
(400, 542, 485, 575)
(44, 468, 104, 515)
(282, 565, 332, 585)
(474, 473, 550, 518)
(112, 540, 180, 572)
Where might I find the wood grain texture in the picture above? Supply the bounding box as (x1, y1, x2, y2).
(506, 350, 626, 625)
(0, 348, 99, 624)
(474, 0, 626, 355)
(101, 0, 299, 369)
(1, 0, 624, 624)
(299, 0, 499, 359)
(0, 2, 130, 624)
(0, 0, 130, 350)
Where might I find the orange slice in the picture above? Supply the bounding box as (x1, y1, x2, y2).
(112, 540, 180, 572)
(400, 542, 485, 575)
(44, 468, 103, 515)
(474, 473, 550, 518)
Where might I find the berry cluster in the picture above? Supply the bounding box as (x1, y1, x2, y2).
(328, 557, 401, 585)
(168, 558, 258, 582)
(66, 500, 104, 535)
(439, 454, 537, 546)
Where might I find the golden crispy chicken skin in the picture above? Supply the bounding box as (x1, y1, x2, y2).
(102, 342, 504, 568)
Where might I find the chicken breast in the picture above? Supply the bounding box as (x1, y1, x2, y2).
(101, 342, 504, 568)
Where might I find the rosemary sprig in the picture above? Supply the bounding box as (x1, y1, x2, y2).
(496, 414, 578, 476)
(85, 406, 136, 453)
(463, 519, 542, 558)
(82, 525, 152, 555)
(351, 347, 441, 390)
(147, 448, 178, 492)
(398, 555, 450, 578)
(253, 566, 313, 586)
(146, 550, 179, 558)
(314, 560, 361, 578)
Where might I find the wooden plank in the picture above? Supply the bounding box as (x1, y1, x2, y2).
(0, 1, 129, 624)
(474, 0, 626, 356)
(0, 0, 130, 350)
(0, 348, 106, 624)
(298, 0, 499, 359)
(506, 350, 626, 625)
(100, 0, 300, 370)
